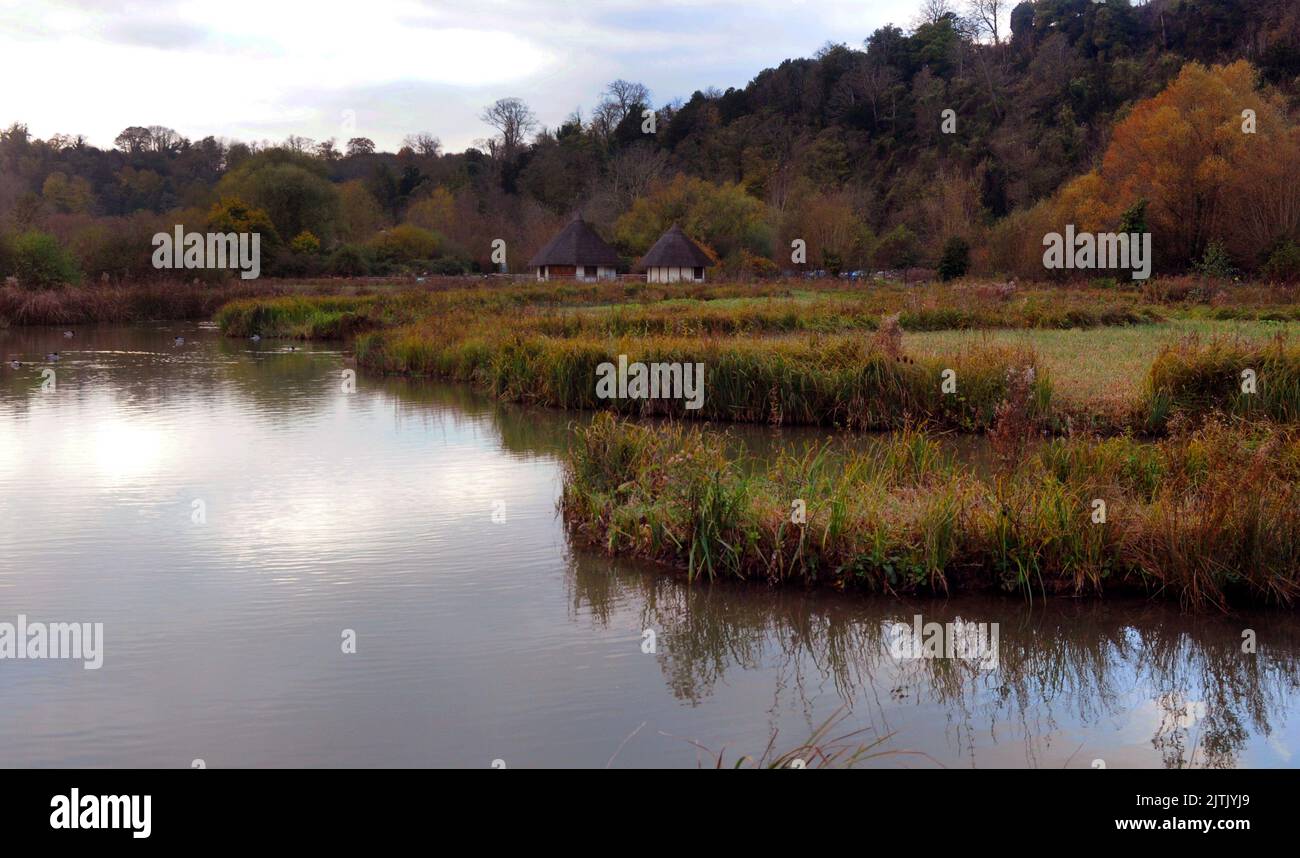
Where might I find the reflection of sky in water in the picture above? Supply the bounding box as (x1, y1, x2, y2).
(0, 323, 1297, 768)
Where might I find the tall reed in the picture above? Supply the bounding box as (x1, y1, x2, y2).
(562, 414, 1300, 608)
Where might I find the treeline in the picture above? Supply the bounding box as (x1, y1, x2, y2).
(1, 0, 1298, 287)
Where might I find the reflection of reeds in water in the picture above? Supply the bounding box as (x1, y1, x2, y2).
(565, 551, 1300, 768)
(681, 708, 927, 769)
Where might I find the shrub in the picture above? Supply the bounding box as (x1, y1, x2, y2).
(268, 246, 326, 278)
(0, 231, 14, 277)
(1193, 240, 1236, 279)
(1262, 239, 1300, 283)
(290, 230, 321, 254)
(12, 231, 81, 288)
(937, 236, 970, 281)
(746, 253, 779, 279)
(875, 224, 920, 269)
(69, 221, 149, 282)
(428, 257, 469, 276)
(369, 224, 440, 263)
(329, 244, 370, 276)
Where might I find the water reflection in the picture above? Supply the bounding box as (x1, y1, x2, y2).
(0, 323, 1296, 768)
(563, 551, 1300, 768)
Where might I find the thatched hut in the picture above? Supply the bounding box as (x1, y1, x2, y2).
(637, 225, 712, 283)
(528, 213, 620, 281)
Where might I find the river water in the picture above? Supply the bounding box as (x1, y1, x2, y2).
(1, 322, 1298, 768)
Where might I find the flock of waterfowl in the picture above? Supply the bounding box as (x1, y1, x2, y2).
(4, 330, 278, 371)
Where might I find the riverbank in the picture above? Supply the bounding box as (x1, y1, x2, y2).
(562, 413, 1300, 609)
(0, 280, 360, 327)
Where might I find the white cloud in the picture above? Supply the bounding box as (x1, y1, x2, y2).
(0, 0, 922, 151)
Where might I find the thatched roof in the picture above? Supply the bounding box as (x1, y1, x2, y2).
(637, 225, 713, 270)
(528, 213, 621, 267)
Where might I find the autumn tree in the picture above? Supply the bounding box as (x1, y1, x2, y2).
(114, 126, 151, 154)
(215, 150, 340, 241)
(337, 179, 387, 242)
(368, 224, 440, 263)
(781, 187, 873, 270)
(614, 174, 772, 262)
(207, 197, 281, 249)
(606, 143, 668, 209)
(1050, 61, 1300, 270)
(42, 172, 95, 214)
(405, 186, 455, 233)
(916, 0, 959, 27)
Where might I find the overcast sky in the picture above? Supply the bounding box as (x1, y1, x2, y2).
(0, 0, 924, 153)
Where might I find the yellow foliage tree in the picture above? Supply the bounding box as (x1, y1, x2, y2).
(1039, 61, 1299, 272)
(338, 180, 386, 243)
(614, 174, 772, 262)
(406, 187, 456, 233)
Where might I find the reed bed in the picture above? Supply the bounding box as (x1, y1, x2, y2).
(217, 281, 1160, 340)
(524, 292, 1158, 338)
(355, 321, 1050, 432)
(210, 281, 1300, 436)
(0, 281, 294, 325)
(562, 413, 1300, 608)
(1145, 333, 1300, 429)
(214, 294, 424, 339)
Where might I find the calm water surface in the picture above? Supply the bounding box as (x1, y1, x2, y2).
(1, 323, 1298, 768)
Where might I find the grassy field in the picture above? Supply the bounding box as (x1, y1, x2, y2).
(207, 277, 1300, 436)
(905, 318, 1300, 410)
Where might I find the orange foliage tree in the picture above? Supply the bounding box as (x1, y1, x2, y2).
(1034, 61, 1300, 274)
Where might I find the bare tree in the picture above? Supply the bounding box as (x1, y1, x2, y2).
(589, 100, 621, 145)
(829, 60, 901, 129)
(606, 142, 667, 207)
(146, 126, 184, 153)
(404, 132, 442, 157)
(480, 97, 537, 160)
(602, 79, 651, 123)
(966, 0, 1005, 44)
(114, 126, 151, 154)
(915, 0, 958, 26)
(283, 135, 315, 154)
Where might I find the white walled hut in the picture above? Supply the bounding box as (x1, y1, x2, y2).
(528, 213, 621, 281)
(636, 225, 713, 283)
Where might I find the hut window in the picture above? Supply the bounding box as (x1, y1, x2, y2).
(693, 267, 704, 281)
(583, 266, 597, 278)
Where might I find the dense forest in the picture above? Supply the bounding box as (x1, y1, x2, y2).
(1, 0, 1298, 285)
